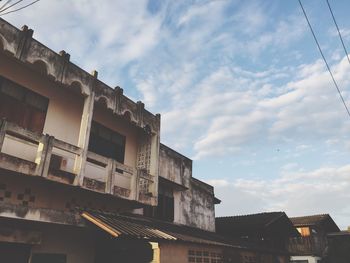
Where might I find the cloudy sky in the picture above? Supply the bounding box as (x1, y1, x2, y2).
(3, 0, 350, 229)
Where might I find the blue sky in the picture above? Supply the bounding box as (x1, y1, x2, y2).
(4, 0, 350, 229)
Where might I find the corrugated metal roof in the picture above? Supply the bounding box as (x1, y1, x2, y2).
(82, 211, 250, 248)
(81, 211, 291, 254)
(81, 212, 176, 240)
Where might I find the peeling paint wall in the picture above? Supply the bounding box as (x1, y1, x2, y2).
(0, 171, 139, 218)
(30, 223, 95, 263)
(175, 178, 216, 232)
(159, 144, 191, 189)
(159, 144, 216, 232)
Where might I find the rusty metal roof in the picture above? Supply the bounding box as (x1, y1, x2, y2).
(81, 212, 176, 240)
(81, 211, 290, 254)
(82, 211, 247, 248)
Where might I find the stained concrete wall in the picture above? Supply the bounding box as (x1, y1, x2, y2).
(159, 144, 191, 189)
(0, 170, 138, 216)
(30, 224, 95, 263)
(159, 144, 216, 232)
(175, 178, 216, 232)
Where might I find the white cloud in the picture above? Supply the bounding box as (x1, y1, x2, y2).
(213, 163, 350, 229)
(5, 0, 162, 83)
(4, 0, 350, 230)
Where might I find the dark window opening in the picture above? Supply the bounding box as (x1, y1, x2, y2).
(144, 183, 174, 222)
(0, 76, 48, 133)
(88, 121, 126, 163)
(31, 253, 67, 263)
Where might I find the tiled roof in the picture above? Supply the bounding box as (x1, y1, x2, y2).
(216, 212, 285, 228)
(216, 212, 299, 238)
(290, 214, 340, 232)
(290, 214, 330, 226)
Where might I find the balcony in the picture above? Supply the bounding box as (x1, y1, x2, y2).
(0, 119, 156, 206)
(288, 236, 325, 256)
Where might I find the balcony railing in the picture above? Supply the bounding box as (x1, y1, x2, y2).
(288, 236, 325, 256)
(0, 119, 155, 205)
(85, 151, 136, 199)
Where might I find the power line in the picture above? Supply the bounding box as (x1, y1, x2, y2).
(0, 0, 39, 16)
(0, 0, 23, 13)
(326, 0, 350, 65)
(298, 0, 350, 119)
(0, 0, 12, 12)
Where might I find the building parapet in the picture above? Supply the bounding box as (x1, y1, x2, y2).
(0, 18, 160, 135)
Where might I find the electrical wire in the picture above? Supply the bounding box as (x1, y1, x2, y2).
(298, 0, 350, 118)
(0, 0, 12, 12)
(0, 0, 39, 16)
(0, 0, 23, 13)
(326, 0, 350, 65)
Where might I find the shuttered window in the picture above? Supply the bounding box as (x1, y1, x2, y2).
(88, 121, 126, 163)
(0, 76, 48, 133)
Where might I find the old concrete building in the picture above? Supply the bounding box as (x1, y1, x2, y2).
(0, 17, 296, 263)
(0, 17, 225, 263)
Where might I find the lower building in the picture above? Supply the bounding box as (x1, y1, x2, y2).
(287, 214, 340, 263)
(324, 230, 350, 263)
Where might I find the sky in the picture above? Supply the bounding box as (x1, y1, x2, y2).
(3, 0, 350, 229)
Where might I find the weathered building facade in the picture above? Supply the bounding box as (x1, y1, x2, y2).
(0, 16, 298, 263)
(0, 15, 252, 263)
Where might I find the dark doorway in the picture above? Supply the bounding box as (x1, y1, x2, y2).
(0, 242, 31, 263)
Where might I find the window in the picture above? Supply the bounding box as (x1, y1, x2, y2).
(188, 250, 223, 263)
(296, 227, 311, 237)
(0, 76, 48, 133)
(88, 121, 126, 163)
(144, 182, 174, 222)
(156, 185, 174, 221)
(31, 253, 66, 263)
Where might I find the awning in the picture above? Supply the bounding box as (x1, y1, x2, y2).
(81, 212, 176, 240)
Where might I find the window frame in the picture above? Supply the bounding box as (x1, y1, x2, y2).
(88, 121, 126, 164)
(0, 75, 48, 134)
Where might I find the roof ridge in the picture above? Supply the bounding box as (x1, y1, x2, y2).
(289, 214, 329, 219)
(216, 211, 284, 219)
